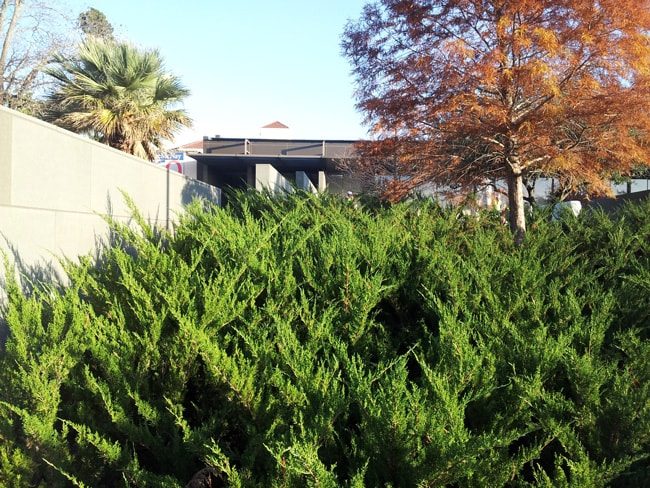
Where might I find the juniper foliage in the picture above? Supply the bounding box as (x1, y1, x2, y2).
(0, 193, 648, 487)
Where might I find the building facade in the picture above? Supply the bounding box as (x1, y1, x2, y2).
(187, 129, 650, 206)
(191, 136, 361, 198)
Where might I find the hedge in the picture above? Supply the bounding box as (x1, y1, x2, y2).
(0, 192, 648, 487)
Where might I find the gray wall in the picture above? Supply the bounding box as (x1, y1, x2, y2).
(0, 106, 220, 281)
(255, 164, 294, 193)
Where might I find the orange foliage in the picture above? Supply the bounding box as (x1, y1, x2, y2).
(343, 0, 650, 203)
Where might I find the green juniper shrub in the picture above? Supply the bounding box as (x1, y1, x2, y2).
(0, 192, 648, 487)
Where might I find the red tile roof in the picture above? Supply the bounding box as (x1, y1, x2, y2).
(262, 121, 289, 129)
(179, 140, 203, 150)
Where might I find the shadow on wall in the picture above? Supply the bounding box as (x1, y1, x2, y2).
(0, 179, 221, 349)
(0, 194, 155, 349)
(1, 234, 66, 293)
(0, 234, 67, 350)
(181, 177, 221, 207)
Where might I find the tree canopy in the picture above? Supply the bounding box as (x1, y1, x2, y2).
(0, 0, 72, 115)
(343, 0, 650, 241)
(77, 7, 114, 40)
(45, 38, 191, 160)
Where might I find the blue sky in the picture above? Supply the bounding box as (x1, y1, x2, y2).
(66, 0, 369, 144)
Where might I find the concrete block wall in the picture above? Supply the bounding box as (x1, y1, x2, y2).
(0, 106, 220, 279)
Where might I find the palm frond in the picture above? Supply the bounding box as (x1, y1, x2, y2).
(44, 37, 191, 160)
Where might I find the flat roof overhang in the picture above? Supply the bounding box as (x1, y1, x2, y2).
(203, 136, 358, 144)
(193, 154, 342, 172)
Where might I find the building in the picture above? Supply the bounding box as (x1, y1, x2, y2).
(186, 123, 650, 205)
(192, 135, 361, 198)
(176, 140, 204, 155)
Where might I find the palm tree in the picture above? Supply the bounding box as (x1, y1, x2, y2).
(45, 38, 191, 160)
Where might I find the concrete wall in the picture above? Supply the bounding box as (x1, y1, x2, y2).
(296, 171, 317, 193)
(255, 164, 294, 193)
(318, 171, 327, 192)
(0, 106, 220, 279)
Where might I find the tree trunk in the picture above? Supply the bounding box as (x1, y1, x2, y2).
(0, 0, 24, 103)
(507, 170, 526, 245)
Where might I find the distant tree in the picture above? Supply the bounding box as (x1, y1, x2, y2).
(45, 38, 191, 160)
(77, 7, 114, 40)
(0, 0, 72, 115)
(343, 0, 650, 242)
